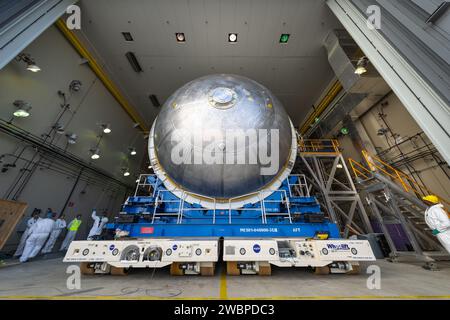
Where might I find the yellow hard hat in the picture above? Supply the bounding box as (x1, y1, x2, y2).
(422, 195, 439, 204)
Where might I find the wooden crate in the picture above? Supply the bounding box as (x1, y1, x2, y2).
(0, 199, 28, 250)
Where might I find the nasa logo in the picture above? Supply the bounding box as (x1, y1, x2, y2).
(173, 244, 178, 251)
(253, 244, 261, 253)
(109, 244, 115, 251)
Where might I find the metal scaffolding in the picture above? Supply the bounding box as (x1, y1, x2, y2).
(298, 139, 373, 237)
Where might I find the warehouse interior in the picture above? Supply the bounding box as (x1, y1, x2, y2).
(0, 0, 449, 299)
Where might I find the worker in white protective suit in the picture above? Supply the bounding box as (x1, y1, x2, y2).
(20, 212, 56, 263)
(60, 214, 82, 251)
(14, 209, 42, 257)
(423, 195, 450, 254)
(41, 214, 66, 253)
(87, 210, 109, 240)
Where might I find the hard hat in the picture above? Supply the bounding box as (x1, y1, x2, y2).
(422, 195, 439, 204)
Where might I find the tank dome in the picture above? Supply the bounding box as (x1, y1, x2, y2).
(148, 74, 297, 208)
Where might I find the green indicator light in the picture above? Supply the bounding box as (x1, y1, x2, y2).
(280, 34, 290, 44)
(340, 127, 349, 135)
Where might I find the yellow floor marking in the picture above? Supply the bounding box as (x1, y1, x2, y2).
(1, 295, 450, 300)
(219, 266, 228, 300)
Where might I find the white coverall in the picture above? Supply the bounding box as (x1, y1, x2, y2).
(41, 218, 67, 253)
(424, 204, 450, 254)
(59, 218, 81, 251)
(87, 210, 108, 240)
(14, 217, 40, 256)
(20, 218, 55, 262)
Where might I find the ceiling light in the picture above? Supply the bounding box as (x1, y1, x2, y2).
(13, 109, 30, 117)
(280, 34, 290, 44)
(123, 170, 130, 177)
(69, 80, 82, 92)
(355, 56, 369, 75)
(66, 133, 78, 144)
(16, 53, 40, 72)
(26, 64, 41, 72)
(129, 147, 137, 156)
(175, 33, 185, 42)
(102, 124, 111, 134)
(135, 179, 140, 183)
(54, 123, 65, 135)
(228, 33, 238, 43)
(90, 148, 100, 160)
(12, 100, 32, 118)
(377, 128, 389, 136)
(148, 165, 152, 169)
(336, 163, 343, 169)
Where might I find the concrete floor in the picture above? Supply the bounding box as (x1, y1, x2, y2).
(1, 255, 450, 299)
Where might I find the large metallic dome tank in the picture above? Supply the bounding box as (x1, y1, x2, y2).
(148, 74, 297, 209)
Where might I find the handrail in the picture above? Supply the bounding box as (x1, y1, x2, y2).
(349, 151, 450, 207)
(298, 139, 341, 154)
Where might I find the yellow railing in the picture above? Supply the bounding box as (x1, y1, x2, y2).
(299, 81, 343, 135)
(349, 151, 450, 207)
(298, 139, 340, 155)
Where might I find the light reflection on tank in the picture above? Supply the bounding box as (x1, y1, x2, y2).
(149, 74, 295, 199)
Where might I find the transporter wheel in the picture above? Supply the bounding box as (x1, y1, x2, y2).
(314, 266, 330, 275)
(258, 263, 272, 276)
(80, 262, 95, 275)
(110, 266, 129, 276)
(226, 262, 240, 276)
(170, 263, 185, 276)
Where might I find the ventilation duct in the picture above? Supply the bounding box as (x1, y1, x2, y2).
(324, 30, 362, 91)
(310, 30, 390, 137)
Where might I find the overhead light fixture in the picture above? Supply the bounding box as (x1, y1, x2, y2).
(129, 147, 137, 156)
(175, 33, 185, 42)
(135, 179, 140, 183)
(336, 163, 343, 169)
(228, 33, 238, 43)
(123, 169, 130, 177)
(125, 52, 143, 73)
(54, 123, 65, 135)
(27, 64, 41, 72)
(148, 165, 152, 169)
(16, 53, 41, 72)
(102, 124, 111, 134)
(280, 34, 290, 44)
(355, 56, 369, 75)
(90, 148, 100, 160)
(66, 133, 78, 145)
(12, 100, 32, 118)
(69, 80, 82, 92)
(377, 128, 388, 136)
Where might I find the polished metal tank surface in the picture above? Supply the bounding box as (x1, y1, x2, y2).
(150, 74, 295, 200)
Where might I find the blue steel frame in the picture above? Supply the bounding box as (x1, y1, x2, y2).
(106, 175, 341, 239)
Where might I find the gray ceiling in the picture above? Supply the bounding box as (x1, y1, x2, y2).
(78, 0, 342, 127)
